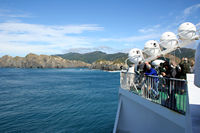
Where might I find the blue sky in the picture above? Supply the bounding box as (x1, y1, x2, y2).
(0, 0, 200, 56)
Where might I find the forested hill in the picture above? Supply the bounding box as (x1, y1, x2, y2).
(56, 51, 128, 64)
(56, 48, 196, 64)
(171, 48, 196, 59)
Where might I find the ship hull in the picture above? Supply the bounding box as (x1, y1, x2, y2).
(113, 88, 190, 133)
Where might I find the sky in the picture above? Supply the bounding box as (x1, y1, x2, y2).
(0, 0, 200, 57)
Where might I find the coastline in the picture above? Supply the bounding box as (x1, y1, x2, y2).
(0, 53, 125, 71)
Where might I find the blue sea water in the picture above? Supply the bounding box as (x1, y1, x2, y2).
(0, 68, 119, 133)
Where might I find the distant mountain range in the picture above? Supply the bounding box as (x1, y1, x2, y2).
(56, 51, 128, 64)
(56, 48, 196, 64)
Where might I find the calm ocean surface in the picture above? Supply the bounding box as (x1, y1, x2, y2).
(0, 68, 119, 133)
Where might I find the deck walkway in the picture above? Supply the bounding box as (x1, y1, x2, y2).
(187, 74, 200, 133)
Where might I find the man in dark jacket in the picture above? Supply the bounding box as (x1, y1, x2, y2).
(179, 58, 190, 79)
(162, 61, 177, 110)
(163, 61, 176, 78)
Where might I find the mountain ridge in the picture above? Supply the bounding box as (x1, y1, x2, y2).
(56, 51, 128, 64)
(56, 48, 196, 64)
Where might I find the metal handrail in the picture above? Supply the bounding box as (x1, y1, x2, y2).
(121, 71, 186, 82)
(120, 71, 187, 115)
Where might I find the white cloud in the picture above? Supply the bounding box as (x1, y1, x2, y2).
(173, 4, 200, 27)
(0, 9, 31, 18)
(0, 22, 104, 56)
(0, 42, 61, 56)
(64, 46, 115, 53)
(138, 24, 160, 33)
(100, 33, 160, 42)
(0, 22, 103, 35)
(184, 4, 200, 16)
(138, 4, 200, 40)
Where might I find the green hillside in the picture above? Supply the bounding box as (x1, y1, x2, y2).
(56, 48, 195, 64)
(170, 48, 196, 59)
(56, 51, 128, 64)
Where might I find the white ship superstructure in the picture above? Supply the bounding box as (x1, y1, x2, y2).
(113, 22, 200, 133)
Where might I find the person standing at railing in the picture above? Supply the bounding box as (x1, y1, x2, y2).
(144, 63, 159, 99)
(137, 61, 145, 74)
(189, 60, 195, 73)
(163, 61, 176, 78)
(175, 64, 182, 79)
(179, 58, 191, 79)
(158, 62, 166, 75)
(127, 64, 135, 90)
(144, 64, 158, 77)
(176, 58, 190, 95)
(135, 61, 145, 87)
(162, 61, 177, 110)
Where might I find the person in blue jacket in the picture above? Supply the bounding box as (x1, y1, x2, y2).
(145, 64, 158, 76)
(144, 63, 159, 99)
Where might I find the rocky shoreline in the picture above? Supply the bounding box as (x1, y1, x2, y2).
(0, 53, 90, 68)
(90, 60, 126, 71)
(0, 53, 126, 71)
